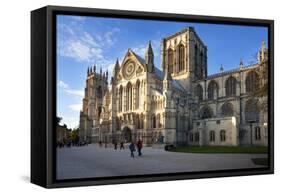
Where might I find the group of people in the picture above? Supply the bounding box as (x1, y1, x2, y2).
(98, 139, 143, 158)
(129, 139, 143, 158)
(99, 140, 125, 149)
(57, 140, 89, 148)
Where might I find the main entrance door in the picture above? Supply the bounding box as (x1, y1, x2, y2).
(122, 127, 132, 143)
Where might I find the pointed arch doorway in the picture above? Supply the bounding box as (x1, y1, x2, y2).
(122, 127, 132, 143)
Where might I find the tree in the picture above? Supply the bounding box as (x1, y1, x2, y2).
(56, 116, 62, 126)
(70, 128, 80, 143)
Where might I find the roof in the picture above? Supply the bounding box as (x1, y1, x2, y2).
(205, 63, 259, 80)
(130, 49, 186, 92)
(154, 66, 185, 91)
(131, 50, 145, 65)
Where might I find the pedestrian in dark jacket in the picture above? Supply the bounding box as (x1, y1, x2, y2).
(120, 142, 125, 149)
(136, 139, 143, 156)
(129, 142, 135, 158)
(114, 141, 117, 150)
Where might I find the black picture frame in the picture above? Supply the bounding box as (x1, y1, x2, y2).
(31, 5, 274, 188)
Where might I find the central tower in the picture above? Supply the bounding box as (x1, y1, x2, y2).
(161, 27, 208, 91)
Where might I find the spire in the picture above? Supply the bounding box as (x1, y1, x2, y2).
(145, 41, 154, 72)
(260, 40, 266, 62)
(147, 40, 153, 54)
(100, 67, 102, 75)
(113, 58, 120, 78)
(261, 40, 266, 52)
(87, 67, 90, 75)
(93, 64, 96, 73)
(220, 64, 224, 73)
(240, 58, 244, 69)
(114, 58, 120, 70)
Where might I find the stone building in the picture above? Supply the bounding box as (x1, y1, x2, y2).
(79, 27, 268, 146)
(57, 124, 71, 143)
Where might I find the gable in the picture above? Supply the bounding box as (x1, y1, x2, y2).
(117, 49, 146, 80)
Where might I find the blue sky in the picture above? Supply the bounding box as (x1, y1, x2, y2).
(56, 15, 268, 129)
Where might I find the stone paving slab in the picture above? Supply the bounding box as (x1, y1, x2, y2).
(57, 144, 267, 180)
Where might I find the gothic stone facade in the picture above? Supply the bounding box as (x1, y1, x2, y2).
(79, 27, 268, 146)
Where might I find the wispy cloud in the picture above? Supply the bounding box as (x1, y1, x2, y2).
(58, 80, 69, 89)
(61, 116, 80, 129)
(58, 80, 84, 98)
(58, 18, 120, 65)
(69, 103, 82, 112)
(131, 39, 160, 57)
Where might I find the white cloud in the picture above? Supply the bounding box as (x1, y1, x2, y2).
(132, 44, 147, 56)
(60, 41, 92, 61)
(131, 39, 161, 58)
(58, 20, 121, 65)
(69, 103, 82, 112)
(61, 116, 79, 129)
(58, 80, 69, 89)
(58, 80, 84, 98)
(104, 27, 120, 46)
(65, 89, 84, 98)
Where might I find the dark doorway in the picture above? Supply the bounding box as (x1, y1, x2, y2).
(123, 127, 132, 143)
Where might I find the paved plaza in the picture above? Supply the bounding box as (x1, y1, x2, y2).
(57, 144, 267, 180)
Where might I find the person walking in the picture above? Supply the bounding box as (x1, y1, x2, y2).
(114, 141, 117, 150)
(120, 141, 125, 150)
(136, 139, 143, 156)
(129, 142, 136, 158)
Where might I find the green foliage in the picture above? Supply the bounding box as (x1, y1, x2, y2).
(70, 128, 80, 142)
(169, 146, 268, 154)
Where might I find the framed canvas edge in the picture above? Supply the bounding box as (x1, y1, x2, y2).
(32, 5, 274, 188)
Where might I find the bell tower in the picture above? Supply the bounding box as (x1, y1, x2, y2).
(161, 27, 207, 91)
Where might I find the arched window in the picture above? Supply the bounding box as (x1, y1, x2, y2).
(200, 51, 204, 78)
(140, 114, 144, 129)
(97, 85, 102, 98)
(245, 99, 259, 122)
(135, 114, 140, 129)
(255, 126, 261, 140)
(210, 130, 215, 142)
(152, 114, 156, 128)
(208, 80, 219, 100)
(189, 133, 193, 142)
(246, 71, 259, 93)
(156, 114, 161, 128)
(200, 106, 213, 119)
(195, 84, 203, 101)
(194, 45, 198, 77)
(98, 106, 102, 118)
(168, 49, 174, 74)
(220, 130, 226, 142)
(135, 80, 140, 109)
(178, 44, 185, 72)
(195, 132, 200, 142)
(118, 86, 123, 112)
(225, 76, 237, 96)
(115, 117, 120, 130)
(221, 102, 234, 116)
(126, 82, 132, 111)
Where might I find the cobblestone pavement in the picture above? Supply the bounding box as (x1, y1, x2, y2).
(57, 144, 267, 180)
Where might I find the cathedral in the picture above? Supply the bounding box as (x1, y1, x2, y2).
(79, 27, 268, 146)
